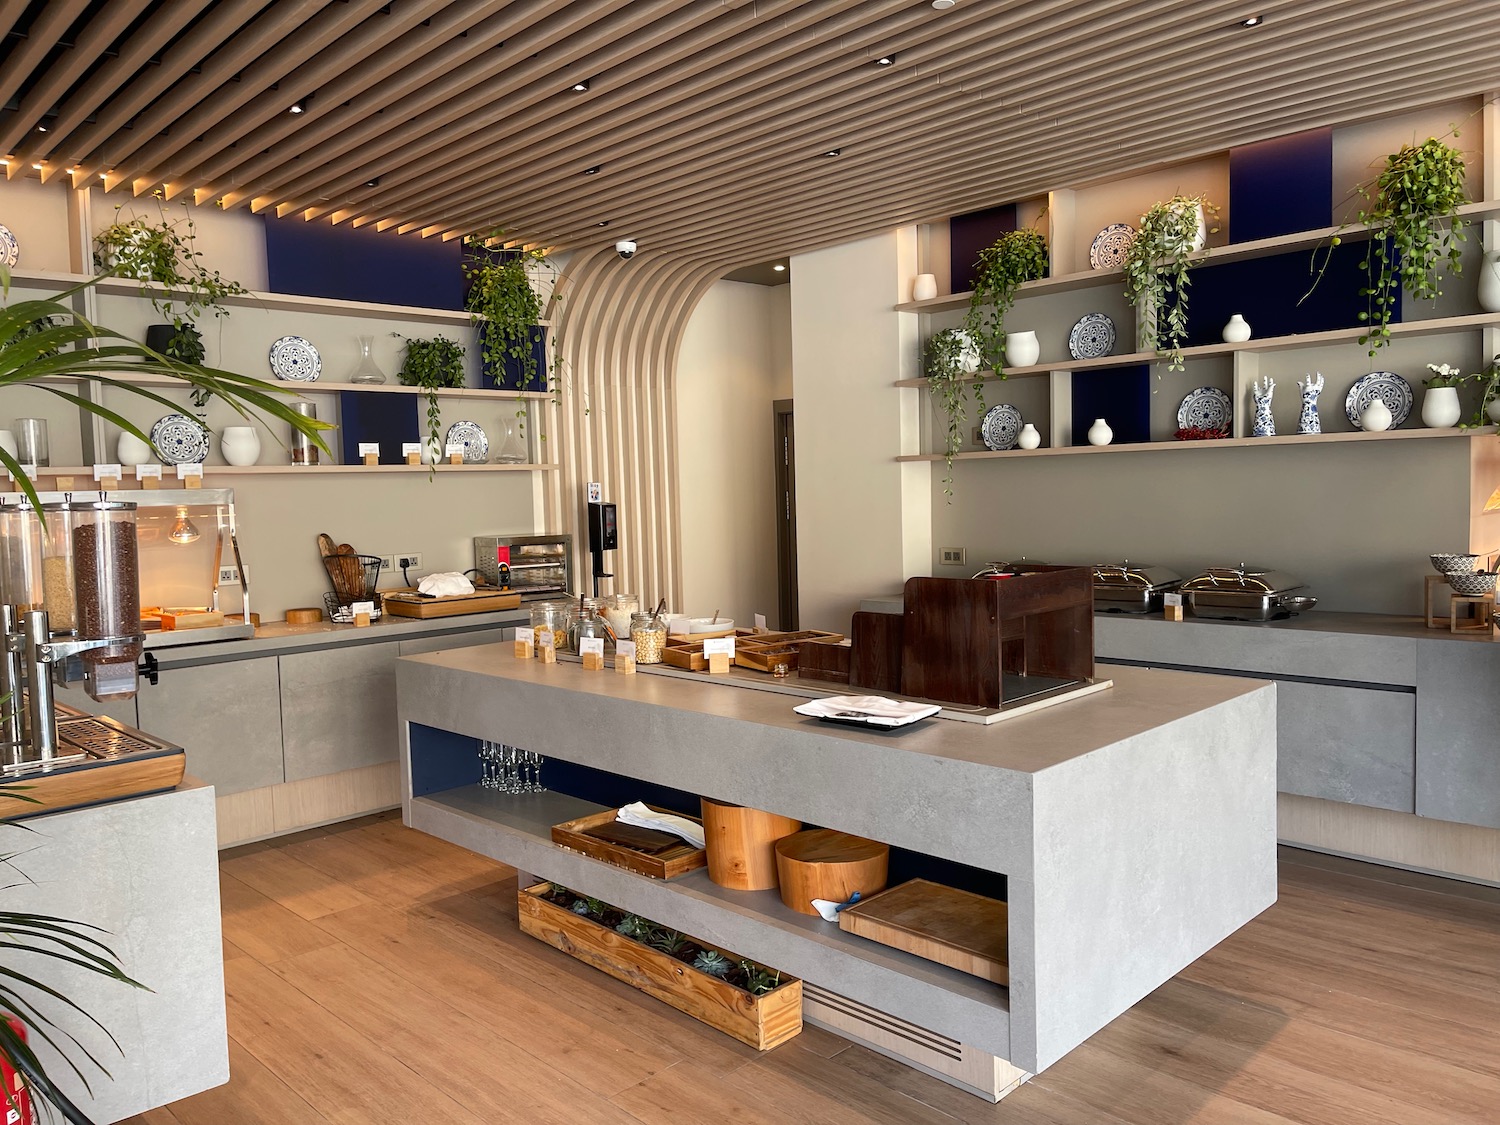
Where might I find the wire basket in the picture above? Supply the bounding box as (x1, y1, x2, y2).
(323, 553, 382, 604)
(322, 590, 383, 622)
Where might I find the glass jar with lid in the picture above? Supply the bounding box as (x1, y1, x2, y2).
(568, 597, 612, 653)
(528, 600, 569, 650)
(600, 592, 638, 641)
(39, 502, 79, 631)
(629, 609, 667, 664)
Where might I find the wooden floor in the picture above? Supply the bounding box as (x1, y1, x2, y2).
(120, 812, 1500, 1125)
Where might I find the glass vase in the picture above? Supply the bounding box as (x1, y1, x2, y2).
(348, 335, 387, 385)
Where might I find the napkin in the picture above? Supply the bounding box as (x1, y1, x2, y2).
(616, 801, 706, 849)
(793, 694, 941, 728)
(417, 572, 475, 597)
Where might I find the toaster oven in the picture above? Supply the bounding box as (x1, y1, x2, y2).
(473, 534, 573, 600)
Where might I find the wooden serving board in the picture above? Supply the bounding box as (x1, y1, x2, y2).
(837, 878, 1009, 984)
(380, 586, 522, 618)
(551, 807, 707, 879)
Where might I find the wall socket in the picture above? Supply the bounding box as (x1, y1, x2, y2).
(217, 565, 240, 584)
(939, 547, 967, 566)
(394, 552, 422, 570)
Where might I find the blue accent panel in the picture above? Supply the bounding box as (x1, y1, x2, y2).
(1072, 366, 1150, 445)
(949, 204, 1018, 293)
(263, 215, 464, 309)
(482, 326, 549, 391)
(1229, 127, 1333, 243)
(409, 723, 484, 797)
(338, 390, 420, 465)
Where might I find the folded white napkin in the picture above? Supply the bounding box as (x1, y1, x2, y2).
(793, 695, 941, 728)
(417, 572, 475, 597)
(616, 801, 706, 849)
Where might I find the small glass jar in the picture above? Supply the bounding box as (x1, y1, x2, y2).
(568, 598, 612, 653)
(629, 610, 667, 664)
(601, 592, 638, 640)
(528, 600, 568, 650)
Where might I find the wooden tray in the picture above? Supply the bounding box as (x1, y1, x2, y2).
(662, 638, 708, 671)
(380, 586, 522, 618)
(734, 629, 844, 673)
(551, 807, 707, 879)
(837, 878, 1009, 984)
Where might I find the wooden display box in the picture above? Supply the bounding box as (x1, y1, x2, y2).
(518, 883, 802, 1050)
(733, 629, 844, 673)
(550, 807, 707, 879)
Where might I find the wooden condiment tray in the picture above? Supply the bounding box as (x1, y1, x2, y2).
(733, 629, 844, 673)
(837, 878, 1009, 984)
(551, 807, 707, 879)
(662, 638, 708, 671)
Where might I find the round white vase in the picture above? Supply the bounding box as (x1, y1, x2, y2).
(1222, 314, 1251, 343)
(1487, 398, 1500, 424)
(1004, 330, 1040, 367)
(421, 436, 444, 465)
(1360, 399, 1393, 432)
(117, 431, 154, 465)
(1087, 418, 1113, 446)
(1477, 251, 1500, 313)
(953, 329, 982, 374)
(1421, 386, 1461, 429)
(912, 273, 938, 302)
(1017, 423, 1041, 450)
(0, 431, 15, 459)
(221, 426, 262, 466)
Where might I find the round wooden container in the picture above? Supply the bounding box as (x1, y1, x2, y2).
(774, 828, 889, 916)
(701, 797, 802, 890)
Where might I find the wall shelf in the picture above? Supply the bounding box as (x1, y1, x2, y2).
(40, 369, 553, 401)
(15, 462, 558, 479)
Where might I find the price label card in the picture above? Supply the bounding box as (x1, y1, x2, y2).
(175, 463, 204, 479)
(580, 637, 605, 657)
(8, 465, 37, 481)
(401, 442, 423, 457)
(445, 443, 465, 457)
(350, 600, 376, 616)
(537, 630, 555, 649)
(93, 464, 122, 481)
(357, 442, 380, 457)
(1164, 592, 1183, 607)
(135, 464, 162, 480)
(616, 639, 636, 662)
(753, 613, 767, 630)
(515, 626, 534, 645)
(703, 637, 735, 658)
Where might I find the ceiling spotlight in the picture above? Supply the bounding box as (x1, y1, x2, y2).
(875, 55, 896, 66)
(35, 125, 47, 134)
(572, 79, 590, 92)
(1239, 14, 1263, 26)
(288, 101, 306, 114)
(31, 162, 42, 170)
(583, 165, 601, 175)
(822, 148, 842, 158)
(773, 264, 786, 272)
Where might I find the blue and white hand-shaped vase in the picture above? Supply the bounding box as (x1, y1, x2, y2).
(1296, 373, 1324, 436)
(1251, 375, 1275, 437)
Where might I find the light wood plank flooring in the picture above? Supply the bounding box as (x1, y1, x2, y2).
(120, 813, 1500, 1125)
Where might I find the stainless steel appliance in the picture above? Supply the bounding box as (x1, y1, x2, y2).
(1092, 561, 1183, 614)
(1180, 564, 1316, 621)
(474, 534, 573, 599)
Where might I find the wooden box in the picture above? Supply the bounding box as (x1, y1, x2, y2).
(518, 883, 802, 1050)
(838, 878, 1009, 985)
(550, 807, 707, 880)
(733, 630, 844, 673)
(796, 640, 851, 684)
(662, 638, 708, 671)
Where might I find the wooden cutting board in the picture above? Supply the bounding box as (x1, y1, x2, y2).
(837, 878, 1009, 984)
(380, 587, 521, 618)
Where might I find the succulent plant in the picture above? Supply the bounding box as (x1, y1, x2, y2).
(570, 898, 590, 915)
(692, 949, 732, 977)
(649, 929, 690, 955)
(741, 961, 782, 996)
(615, 914, 652, 939)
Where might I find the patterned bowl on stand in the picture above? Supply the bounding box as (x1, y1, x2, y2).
(1445, 571, 1497, 596)
(1430, 553, 1480, 575)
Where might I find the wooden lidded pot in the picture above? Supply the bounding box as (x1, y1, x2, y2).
(700, 797, 801, 890)
(774, 828, 889, 916)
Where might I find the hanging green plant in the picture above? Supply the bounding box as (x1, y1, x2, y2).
(925, 327, 984, 499)
(964, 228, 1048, 371)
(1354, 135, 1468, 355)
(1122, 194, 1217, 371)
(463, 234, 559, 441)
(397, 335, 467, 460)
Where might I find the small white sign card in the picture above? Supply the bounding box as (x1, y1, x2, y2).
(401, 442, 423, 458)
(703, 637, 735, 658)
(1164, 592, 1184, 607)
(358, 442, 380, 458)
(135, 464, 162, 481)
(616, 639, 637, 662)
(445, 443, 465, 458)
(7, 465, 37, 481)
(350, 600, 376, 616)
(515, 626, 535, 646)
(753, 612, 768, 631)
(93, 464, 122, 482)
(579, 637, 605, 658)
(175, 462, 204, 480)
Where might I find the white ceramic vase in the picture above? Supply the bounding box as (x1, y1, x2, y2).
(1087, 418, 1113, 446)
(953, 329, 982, 374)
(1222, 314, 1251, 343)
(1017, 423, 1041, 450)
(912, 273, 938, 302)
(1004, 331, 1040, 367)
(1360, 399, 1393, 432)
(220, 426, 262, 466)
(0, 431, 15, 459)
(1487, 398, 1500, 424)
(1421, 386, 1461, 429)
(1477, 251, 1500, 313)
(117, 430, 154, 465)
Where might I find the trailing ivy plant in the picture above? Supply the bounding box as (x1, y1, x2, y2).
(397, 335, 467, 459)
(964, 227, 1048, 371)
(463, 233, 560, 441)
(925, 327, 984, 499)
(1122, 194, 1218, 371)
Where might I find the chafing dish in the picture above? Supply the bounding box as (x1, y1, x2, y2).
(1180, 564, 1316, 621)
(1092, 560, 1183, 613)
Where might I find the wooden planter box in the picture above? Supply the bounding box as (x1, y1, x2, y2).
(518, 882, 802, 1050)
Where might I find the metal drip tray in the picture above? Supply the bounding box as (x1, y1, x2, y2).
(56, 716, 167, 759)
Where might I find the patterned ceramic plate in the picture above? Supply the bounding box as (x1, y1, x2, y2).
(1344, 371, 1412, 428)
(1088, 223, 1135, 270)
(980, 403, 1024, 451)
(269, 335, 322, 382)
(1068, 312, 1116, 360)
(0, 224, 18, 269)
(150, 413, 211, 465)
(445, 420, 489, 463)
(1177, 386, 1233, 432)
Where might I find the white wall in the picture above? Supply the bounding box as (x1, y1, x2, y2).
(675, 279, 788, 625)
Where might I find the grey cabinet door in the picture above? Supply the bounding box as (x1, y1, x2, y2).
(1415, 642, 1500, 829)
(280, 641, 400, 782)
(1277, 681, 1415, 812)
(53, 681, 137, 728)
(135, 657, 284, 795)
(397, 627, 511, 657)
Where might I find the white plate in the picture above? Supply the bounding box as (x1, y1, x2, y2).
(0, 224, 18, 269)
(1068, 312, 1116, 360)
(444, 420, 489, 463)
(149, 413, 210, 465)
(1345, 371, 1412, 428)
(980, 403, 1023, 451)
(269, 335, 322, 382)
(1176, 386, 1232, 433)
(1089, 223, 1135, 270)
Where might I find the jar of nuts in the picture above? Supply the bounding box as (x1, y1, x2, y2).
(629, 610, 667, 664)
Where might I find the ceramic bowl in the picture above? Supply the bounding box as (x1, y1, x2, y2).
(687, 617, 734, 634)
(1430, 553, 1480, 575)
(1445, 571, 1497, 596)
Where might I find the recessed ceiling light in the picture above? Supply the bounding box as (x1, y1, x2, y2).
(31, 162, 42, 170)
(597, 220, 610, 227)
(572, 79, 590, 92)
(35, 125, 47, 133)
(773, 264, 786, 272)
(584, 165, 601, 175)
(365, 178, 380, 188)
(289, 103, 304, 114)
(875, 55, 895, 66)
(932, 0, 956, 9)
(1239, 14, 1263, 26)
(822, 148, 842, 158)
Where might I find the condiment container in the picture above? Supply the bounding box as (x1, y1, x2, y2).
(629, 610, 666, 664)
(601, 592, 638, 640)
(0, 501, 43, 612)
(68, 499, 141, 701)
(40, 502, 77, 631)
(528, 600, 569, 650)
(569, 597, 612, 653)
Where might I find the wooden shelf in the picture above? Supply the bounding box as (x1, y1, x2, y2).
(40, 368, 553, 401)
(894, 200, 1500, 314)
(897, 426, 1498, 462)
(18, 462, 558, 478)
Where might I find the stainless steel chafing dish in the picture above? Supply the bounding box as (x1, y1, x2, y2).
(1092, 560, 1183, 613)
(1180, 564, 1316, 621)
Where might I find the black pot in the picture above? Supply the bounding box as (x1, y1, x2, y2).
(144, 324, 176, 353)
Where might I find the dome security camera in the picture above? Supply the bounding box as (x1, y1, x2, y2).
(615, 239, 637, 259)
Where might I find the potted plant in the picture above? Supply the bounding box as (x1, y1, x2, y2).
(963, 227, 1048, 371)
(463, 235, 554, 392)
(93, 197, 246, 364)
(1422, 362, 1465, 428)
(925, 327, 985, 497)
(1122, 194, 1217, 371)
(396, 334, 467, 461)
(1462, 353, 1500, 428)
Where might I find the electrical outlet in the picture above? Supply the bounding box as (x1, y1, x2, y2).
(396, 552, 422, 570)
(376, 554, 396, 571)
(940, 547, 966, 566)
(217, 565, 240, 584)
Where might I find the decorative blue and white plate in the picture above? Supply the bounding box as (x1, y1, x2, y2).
(980, 403, 1024, 451)
(1176, 386, 1233, 432)
(1345, 371, 1412, 428)
(1088, 223, 1135, 270)
(150, 413, 210, 465)
(445, 420, 489, 463)
(0, 224, 17, 269)
(1068, 312, 1116, 360)
(269, 335, 321, 382)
